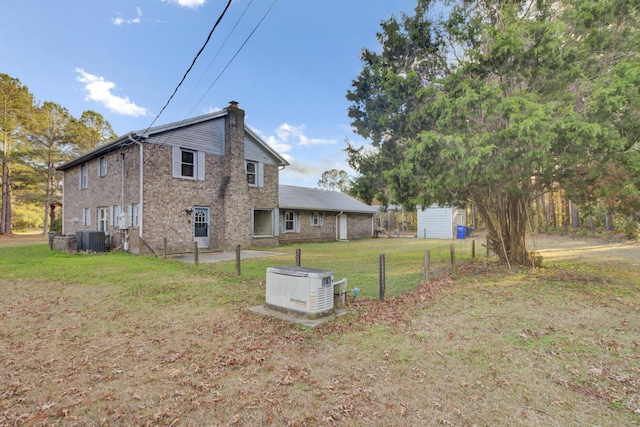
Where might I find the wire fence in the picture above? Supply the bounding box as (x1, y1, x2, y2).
(371, 238, 485, 299)
(190, 237, 491, 301)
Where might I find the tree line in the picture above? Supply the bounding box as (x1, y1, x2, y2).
(1, 74, 116, 235)
(346, 0, 640, 265)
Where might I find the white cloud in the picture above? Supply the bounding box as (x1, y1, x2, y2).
(275, 123, 336, 147)
(254, 123, 341, 185)
(162, 0, 206, 9)
(253, 128, 294, 163)
(75, 69, 148, 117)
(112, 7, 142, 25)
(202, 106, 222, 114)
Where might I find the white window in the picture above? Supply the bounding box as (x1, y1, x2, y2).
(82, 208, 91, 226)
(245, 160, 264, 187)
(98, 156, 107, 177)
(283, 211, 300, 233)
(79, 164, 88, 189)
(181, 149, 195, 177)
(97, 207, 109, 232)
(252, 209, 277, 237)
(172, 146, 205, 180)
(310, 212, 324, 226)
(131, 203, 140, 227)
(246, 161, 257, 185)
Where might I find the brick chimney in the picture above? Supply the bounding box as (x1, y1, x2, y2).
(220, 101, 252, 249)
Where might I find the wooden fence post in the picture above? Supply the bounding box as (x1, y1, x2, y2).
(163, 238, 167, 260)
(450, 242, 456, 276)
(471, 239, 476, 261)
(236, 245, 241, 276)
(295, 248, 301, 267)
(424, 249, 430, 282)
(194, 242, 199, 266)
(379, 254, 386, 301)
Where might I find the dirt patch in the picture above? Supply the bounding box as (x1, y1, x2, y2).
(0, 233, 47, 247)
(530, 234, 640, 265)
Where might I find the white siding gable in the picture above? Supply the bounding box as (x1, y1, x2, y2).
(148, 117, 225, 155)
(244, 133, 278, 165)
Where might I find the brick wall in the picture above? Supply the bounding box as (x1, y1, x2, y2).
(278, 211, 375, 244)
(50, 233, 77, 254)
(347, 213, 375, 240)
(61, 143, 140, 251)
(62, 104, 283, 255)
(279, 211, 337, 244)
(138, 145, 226, 254)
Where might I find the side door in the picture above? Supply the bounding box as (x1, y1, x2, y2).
(339, 214, 347, 240)
(194, 207, 210, 249)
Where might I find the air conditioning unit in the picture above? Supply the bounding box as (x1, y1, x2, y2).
(265, 266, 334, 318)
(75, 230, 106, 252)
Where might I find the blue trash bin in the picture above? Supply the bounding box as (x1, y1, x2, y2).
(457, 225, 466, 239)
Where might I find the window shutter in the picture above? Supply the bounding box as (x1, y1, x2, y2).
(172, 146, 181, 178)
(109, 206, 114, 226)
(127, 205, 133, 227)
(273, 208, 279, 236)
(258, 162, 264, 187)
(281, 211, 285, 233)
(197, 151, 205, 181)
(295, 212, 300, 233)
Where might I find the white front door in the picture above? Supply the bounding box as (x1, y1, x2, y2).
(194, 207, 210, 249)
(339, 214, 347, 240)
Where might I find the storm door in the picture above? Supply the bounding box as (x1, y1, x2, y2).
(194, 207, 210, 249)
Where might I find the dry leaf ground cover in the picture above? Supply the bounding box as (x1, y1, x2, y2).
(1, 234, 639, 426)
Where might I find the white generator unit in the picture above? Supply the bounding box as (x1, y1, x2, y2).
(265, 266, 334, 317)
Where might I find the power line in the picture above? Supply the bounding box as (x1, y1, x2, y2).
(151, 0, 278, 148)
(192, 0, 279, 112)
(137, 0, 233, 139)
(183, 0, 256, 107)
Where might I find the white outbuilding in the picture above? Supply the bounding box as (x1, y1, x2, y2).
(416, 204, 467, 239)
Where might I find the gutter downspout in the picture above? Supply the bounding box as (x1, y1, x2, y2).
(121, 152, 127, 250)
(127, 134, 144, 247)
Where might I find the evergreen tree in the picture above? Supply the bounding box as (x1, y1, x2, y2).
(0, 74, 34, 234)
(346, 0, 640, 265)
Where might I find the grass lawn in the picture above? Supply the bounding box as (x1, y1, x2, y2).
(0, 236, 639, 426)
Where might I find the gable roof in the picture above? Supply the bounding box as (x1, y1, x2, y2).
(56, 109, 288, 171)
(279, 185, 379, 214)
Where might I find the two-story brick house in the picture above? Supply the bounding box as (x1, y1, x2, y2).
(57, 102, 288, 254)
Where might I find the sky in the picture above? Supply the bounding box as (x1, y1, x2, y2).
(1, 0, 418, 188)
